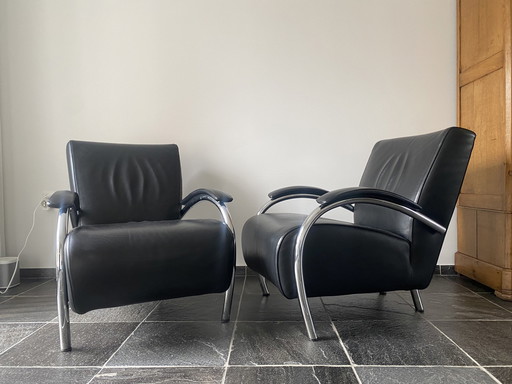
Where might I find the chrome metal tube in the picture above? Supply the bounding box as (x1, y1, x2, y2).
(199, 198, 237, 323)
(294, 206, 325, 341)
(292, 196, 443, 341)
(258, 275, 270, 296)
(411, 289, 424, 312)
(222, 267, 236, 323)
(320, 198, 446, 234)
(56, 210, 71, 352)
(257, 194, 321, 215)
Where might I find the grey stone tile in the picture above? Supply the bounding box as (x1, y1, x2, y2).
(0, 295, 57, 322)
(147, 278, 243, 322)
(445, 276, 494, 293)
(239, 276, 329, 322)
(107, 322, 234, 367)
(0, 323, 137, 366)
(486, 367, 512, 384)
(433, 321, 512, 365)
(91, 367, 224, 383)
(0, 323, 44, 353)
(229, 322, 349, 366)
(334, 319, 475, 366)
(356, 367, 498, 384)
(69, 302, 159, 323)
(0, 278, 51, 296)
(19, 279, 56, 297)
(409, 292, 512, 320)
(0, 368, 99, 384)
(439, 265, 457, 276)
(242, 275, 280, 295)
(478, 292, 512, 312)
(147, 295, 233, 322)
(239, 293, 328, 322)
(322, 292, 418, 321)
(225, 366, 358, 384)
(422, 275, 475, 293)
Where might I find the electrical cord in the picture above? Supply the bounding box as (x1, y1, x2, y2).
(0, 201, 41, 294)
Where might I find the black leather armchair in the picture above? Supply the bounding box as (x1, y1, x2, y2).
(49, 141, 236, 351)
(242, 127, 475, 340)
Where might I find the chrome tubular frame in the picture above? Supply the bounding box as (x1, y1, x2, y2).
(411, 289, 424, 312)
(294, 197, 446, 341)
(257, 194, 322, 215)
(56, 209, 71, 352)
(182, 195, 237, 323)
(258, 275, 270, 296)
(255, 194, 321, 296)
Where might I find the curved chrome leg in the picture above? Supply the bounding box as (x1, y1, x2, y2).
(57, 268, 71, 351)
(221, 267, 236, 323)
(294, 207, 325, 341)
(411, 289, 424, 312)
(258, 275, 270, 296)
(56, 210, 71, 352)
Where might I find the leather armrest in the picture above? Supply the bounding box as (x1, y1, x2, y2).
(317, 187, 421, 210)
(182, 188, 233, 207)
(48, 190, 80, 210)
(269, 186, 329, 200)
(48, 190, 80, 227)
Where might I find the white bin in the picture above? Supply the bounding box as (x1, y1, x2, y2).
(0, 257, 20, 289)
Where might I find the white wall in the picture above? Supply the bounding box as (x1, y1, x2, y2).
(0, 0, 457, 268)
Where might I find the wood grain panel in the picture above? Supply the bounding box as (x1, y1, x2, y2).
(460, 69, 506, 205)
(459, 51, 504, 86)
(460, 0, 505, 71)
(455, 252, 502, 290)
(457, 207, 477, 257)
(458, 194, 504, 211)
(477, 210, 506, 267)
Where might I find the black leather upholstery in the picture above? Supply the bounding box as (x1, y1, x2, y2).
(65, 219, 234, 314)
(242, 127, 475, 300)
(57, 141, 235, 315)
(67, 141, 182, 225)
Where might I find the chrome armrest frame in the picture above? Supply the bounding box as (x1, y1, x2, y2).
(181, 193, 236, 323)
(256, 193, 326, 294)
(55, 208, 72, 352)
(294, 197, 445, 340)
(258, 194, 325, 215)
(255, 192, 353, 295)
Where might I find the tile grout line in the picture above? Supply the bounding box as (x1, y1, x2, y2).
(475, 293, 512, 315)
(221, 273, 247, 384)
(0, 322, 49, 357)
(321, 297, 363, 384)
(426, 320, 503, 384)
(85, 301, 163, 384)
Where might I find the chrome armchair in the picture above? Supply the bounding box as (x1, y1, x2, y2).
(49, 141, 236, 351)
(242, 127, 475, 340)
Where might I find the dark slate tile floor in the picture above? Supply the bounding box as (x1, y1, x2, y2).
(0, 272, 510, 383)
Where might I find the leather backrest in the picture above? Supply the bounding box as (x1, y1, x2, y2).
(355, 127, 474, 239)
(67, 141, 182, 225)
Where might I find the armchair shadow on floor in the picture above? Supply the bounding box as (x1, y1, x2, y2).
(242, 127, 476, 340)
(49, 141, 236, 351)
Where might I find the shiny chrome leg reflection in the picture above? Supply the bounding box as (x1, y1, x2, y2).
(411, 289, 424, 312)
(258, 275, 270, 296)
(221, 267, 236, 323)
(56, 210, 71, 352)
(57, 268, 71, 351)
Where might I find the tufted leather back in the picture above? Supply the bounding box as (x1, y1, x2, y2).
(355, 127, 474, 238)
(354, 127, 475, 283)
(67, 141, 182, 226)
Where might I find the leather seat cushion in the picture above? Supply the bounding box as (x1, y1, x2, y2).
(242, 213, 412, 299)
(64, 219, 234, 314)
